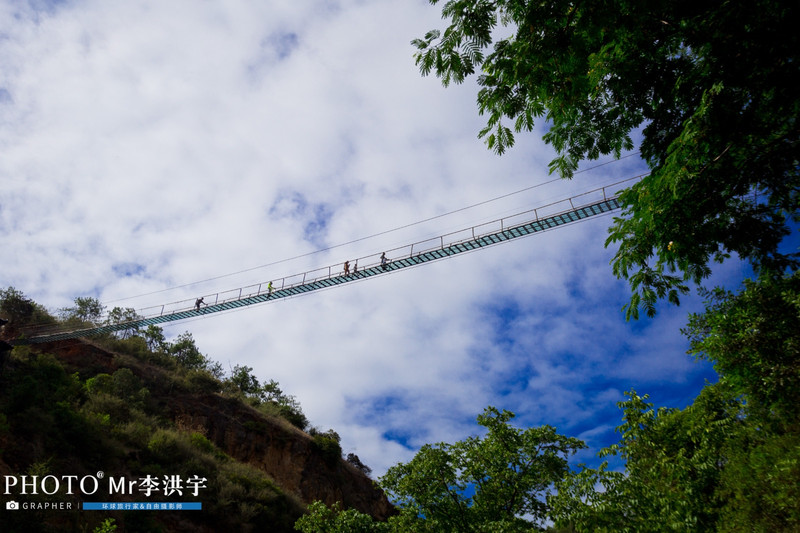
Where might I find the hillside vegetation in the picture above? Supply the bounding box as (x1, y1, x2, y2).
(0, 287, 391, 533)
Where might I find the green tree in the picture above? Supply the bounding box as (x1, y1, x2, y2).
(685, 271, 800, 426)
(345, 452, 372, 476)
(143, 324, 167, 352)
(716, 421, 800, 531)
(551, 234, 800, 531)
(678, 271, 800, 530)
(260, 379, 309, 430)
(551, 373, 800, 531)
(551, 386, 740, 531)
(229, 364, 261, 395)
(413, 0, 799, 318)
(0, 286, 53, 326)
(382, 407, 584, 531)
(225, 370, 309, 429)
(295, 501, 387, 533)
(106, 306, 142, 339)
(59, 296, 105, 324)
(167, 331, 208, 370)
(298, 407, 585, 532)
(310, 430, 343, 467)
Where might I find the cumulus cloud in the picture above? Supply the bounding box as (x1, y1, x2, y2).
(1, 0, 740, 479)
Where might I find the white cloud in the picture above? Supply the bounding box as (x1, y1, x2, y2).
(0, 0, 739, 481)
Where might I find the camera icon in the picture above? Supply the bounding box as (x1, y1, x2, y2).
(6, 500, 19, 510)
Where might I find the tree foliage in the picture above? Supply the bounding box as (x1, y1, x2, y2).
(382, 407, 585, 531)
(59, 296, 105, 324)
(0, 337, 305, 532)
(551, 382, 800, 532)
(295, 501, 386, 533)
(345, 453, 372, 476)
(549, 273, 800, 531)
(167, 332, 208, 370)
(297, 407, 585, 532)
(685, 271, 800, 425)
(297, 270, 800, 531)
(264, 381, 308, 430)
(230, 364, 262, 396)
(143, 324, 167, 352)
(227, 367, 309, 430)
(0, 287, 53, 326)
(413, 0, 799, 318)
(551, 386, 739, 531)
(105, 306, 142, 339)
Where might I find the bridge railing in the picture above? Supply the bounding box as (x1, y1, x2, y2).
(140, 178, 635, 318)
(17, 177, 641, 341)
(111, 178, 638, 322)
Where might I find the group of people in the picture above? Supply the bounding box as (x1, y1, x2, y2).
(343, 260, 360, 276)
(193, 253, 391, 312)
(344, 252, 389, 276)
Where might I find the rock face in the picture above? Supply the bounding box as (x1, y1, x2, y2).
(170, 395, 393, 520)
(22, 337, 394, 521)
(172, 395, 393, 519)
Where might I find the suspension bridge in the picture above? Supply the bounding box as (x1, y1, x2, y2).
(11, 180, 634, 345)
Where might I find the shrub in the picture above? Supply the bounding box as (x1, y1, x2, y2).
(189, 432, 216, 455)
(93, 518, 117, 533)
(346, 453, 372, 477)
(147, 429, 186, 464)
(8, 353, 81, 411)
(312, 434, 342, 467)
(81, 393, 131, 424)
(86, 373, 114, 395)
(184, 369, 222, 394)
(102, 335, 150, 359)
(114, 420, 152, 448)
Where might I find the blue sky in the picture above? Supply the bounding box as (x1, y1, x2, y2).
(0, 0, 755, 478)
